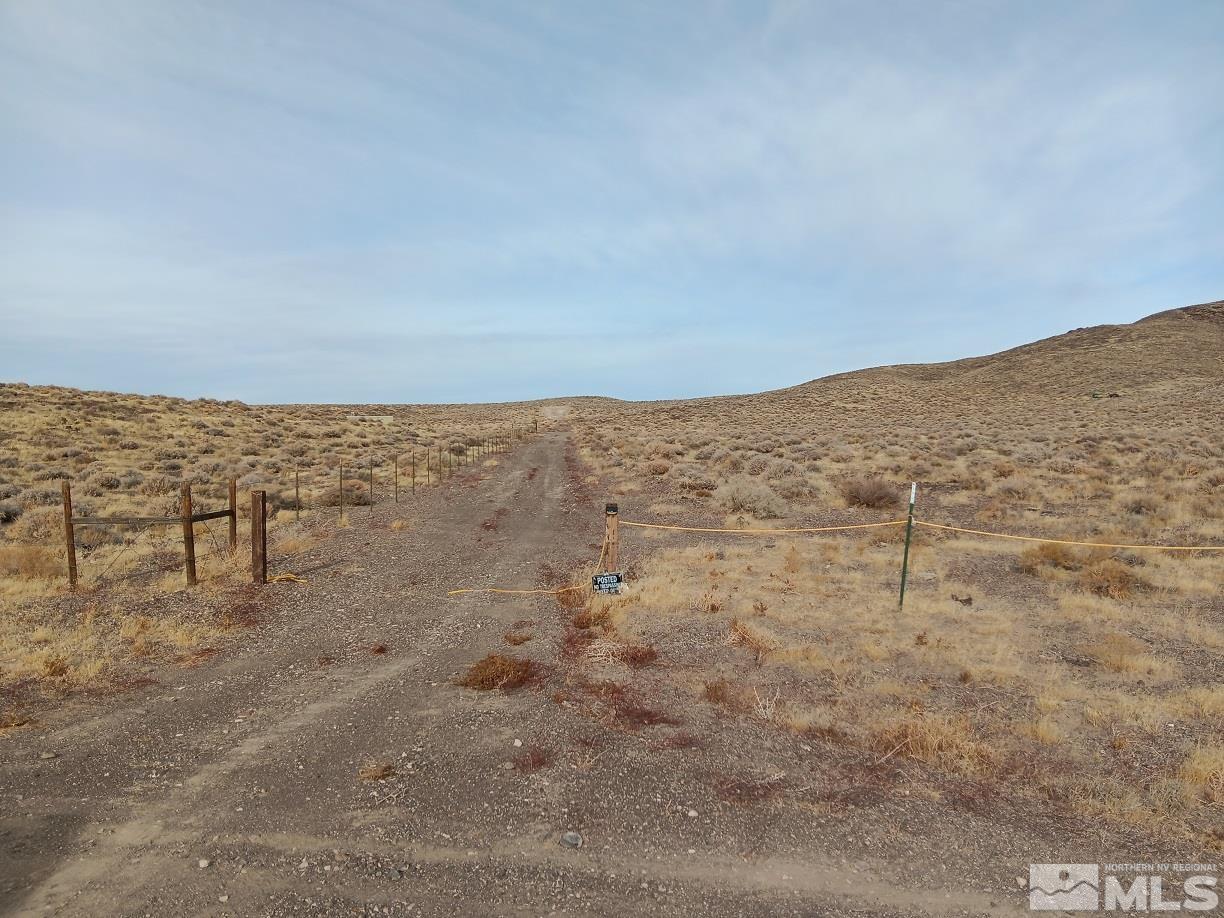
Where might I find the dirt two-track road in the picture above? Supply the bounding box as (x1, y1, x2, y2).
(3, 434, 1095, 917)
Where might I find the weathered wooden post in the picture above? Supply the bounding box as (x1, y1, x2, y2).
(369, 457, 375, 518)
(295, 467, 301, 522)
(228, 478, 238, 552)
(339, 462, 345, 522)
(604, 503, 619, 571)
(251, 490, 267, 584)
(180, 483, 197, 587)
(61, 480, 77, 590)
(411, 449, 416, 492)
(394, 454, 399, 503)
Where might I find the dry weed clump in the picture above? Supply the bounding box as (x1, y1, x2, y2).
(456, 654, 542, 692)
(513, 746, 554, 772)
(870, 714, 997, 776)
(713, 476, 785, 518)
(1179, 745, 1223, 804)
(357, 762, 397, 781)
(839, 476, 897, 509)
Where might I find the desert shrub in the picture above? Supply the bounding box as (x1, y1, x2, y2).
(715, 476, 785, 518)
(138, 475, 175, 496)
(677, 473, 717, 492)
(1122, 494, 1160, 515)
(18, 487, 60, 509)
(719, 452, 745, 472)
(32, 467, 71, 481)
(745, 456, 769, 476)
(773, 476, 815, 501)
(83, 471, 122, 493)
(766, 459, 802, 480)
(0, 498, 22, 523)
(1017, 542, 1081, 574)
(1079, 559, 1148, 600)
(840, 476, 896, 509)
(647, 461, 670, 475)
(317, 481, 371, 506)
(6, 507, 62, 543)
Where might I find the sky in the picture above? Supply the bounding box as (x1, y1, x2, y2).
(2, 1, 1222, 404)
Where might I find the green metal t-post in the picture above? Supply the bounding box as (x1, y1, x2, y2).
(898, 482, 917, 610)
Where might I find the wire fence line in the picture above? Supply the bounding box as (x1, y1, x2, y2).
(44, 428, 536, 590)
(446, 495, 1224, 603)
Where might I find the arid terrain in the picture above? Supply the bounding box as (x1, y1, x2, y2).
(1, 301, 1221, 916)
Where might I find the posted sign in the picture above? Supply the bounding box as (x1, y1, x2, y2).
(592, 572, 624, 595)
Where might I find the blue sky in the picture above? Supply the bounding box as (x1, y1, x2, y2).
(2, 1, 1221, 403)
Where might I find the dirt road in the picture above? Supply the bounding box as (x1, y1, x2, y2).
(2, 434, 1046, 916)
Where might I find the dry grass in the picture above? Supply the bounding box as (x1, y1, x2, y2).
(600, 527, 1221, 842)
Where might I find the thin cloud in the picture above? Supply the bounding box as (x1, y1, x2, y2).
(1, 1, 1221, 401)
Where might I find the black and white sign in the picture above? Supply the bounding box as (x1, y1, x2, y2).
(592, 572, 624, 595)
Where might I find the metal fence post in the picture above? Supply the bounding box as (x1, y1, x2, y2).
(251, 490, 267, 584)
(898, 483, 917, 610)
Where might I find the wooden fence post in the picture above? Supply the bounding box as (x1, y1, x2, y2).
(61, 480, 77, 591)
(180, 483, 197, 587)
(339, 462, 345, 522)
(369, 457, 375, 518)
(411, 449, 416, 492)
(394, 455, 399, 503)
(425, 450, 430, 486)
(251, 490, 267, 584)
(228, 478, 238, 552)
(604, 503, 619, 571)
(295, 467, 301, 522)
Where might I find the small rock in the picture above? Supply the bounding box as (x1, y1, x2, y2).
(218, 895, 229, 903)
(198, 859, 211, 869)
(513, 739, 523, 748)
(560, 831, 583, 849)
(686, 809, 698, 818)
(38, 752, 57, 760)
(1016, 876, 1026, 888)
